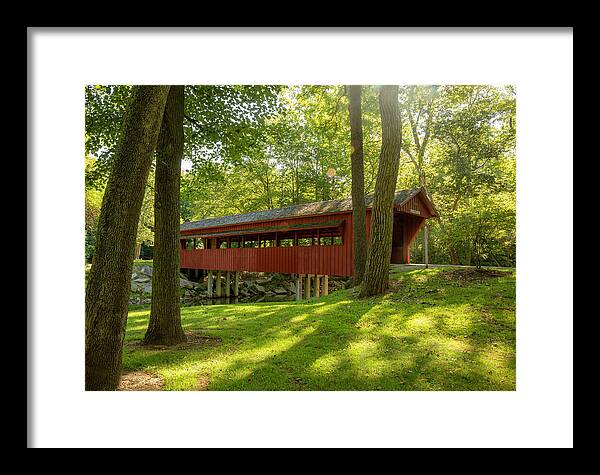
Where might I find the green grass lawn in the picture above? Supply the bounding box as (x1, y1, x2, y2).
(123, 267, 516, 391)
(133, 259, 153, 267)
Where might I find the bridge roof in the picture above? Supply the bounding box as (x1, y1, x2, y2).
(181, 188, 435, 233)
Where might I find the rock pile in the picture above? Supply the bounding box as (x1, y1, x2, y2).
(130, 264, 350, 305)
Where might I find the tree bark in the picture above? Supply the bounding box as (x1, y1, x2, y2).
(348, 85, 367, 286)
(85, 86, 170, 390)
(143, 86, 187, 346)
(360, 85, 402, 297)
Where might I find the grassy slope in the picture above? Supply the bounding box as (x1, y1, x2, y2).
(123, 267, 516, 391)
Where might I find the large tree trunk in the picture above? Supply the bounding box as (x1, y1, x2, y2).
(348, 85, 367, 286)
(143, 86, 187, 346)
(360, 85, 402, 297)
(85, 86, 170, 391)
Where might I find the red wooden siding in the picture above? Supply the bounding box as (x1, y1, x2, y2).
(390, 213, 405, 264)
(181, 244, 353, 276)
(396, 193, 433, 218)
(181, 212, 354, 276)
(402, 214, 426, 263)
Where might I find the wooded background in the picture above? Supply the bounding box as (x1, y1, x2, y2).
(85, 85, 516, 268)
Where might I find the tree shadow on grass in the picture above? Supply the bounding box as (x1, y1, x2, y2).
(122, 269, 516, 391)
(207, 298, 514, 391)
(199, 299, 370, 390)
(123, 297, 367, 389)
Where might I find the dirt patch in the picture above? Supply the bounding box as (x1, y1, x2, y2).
(438, 268, 509, 285)
(196, 376, 210, 391)
(388, 280, 408, 293)
(292, 377, 306, 390)
(118, 371, 164, 391)
(126, 330, 222, 351)
(478, 310, 514, 330)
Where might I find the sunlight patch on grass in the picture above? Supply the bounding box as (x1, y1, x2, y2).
(347, 338, 379, 359)
(128, 309, 151, 318)
(289, 313, 310, 323)
(310, 352, 344, 374)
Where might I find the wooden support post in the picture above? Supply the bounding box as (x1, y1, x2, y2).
(234, 271, 240, 297)
(225, 271, 231, 297)
(216, 271, 222, 297)
(207, 271, 214, 297)
(305, 274, 312, 299)
(314, 275, 321, 298)
(323, 275, 329, 296)
(423, 223, 429, 269)
(296, 274, 303, 301)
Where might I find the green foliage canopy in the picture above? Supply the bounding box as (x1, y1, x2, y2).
(85, 84, 516, 267)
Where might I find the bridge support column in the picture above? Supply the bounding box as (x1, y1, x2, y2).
(314, 275, 321, 298)
(216, 271, 222, 297)
(207, 271, 214, 297)
(305, 274, 312, 299)
(234, 272, 240, 297)
(296, 274, 302, 301)
(225, 271, 231, 297)
(323, 275, 329, 296)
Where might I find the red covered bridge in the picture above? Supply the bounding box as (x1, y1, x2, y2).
(180, 188, 437, 298)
